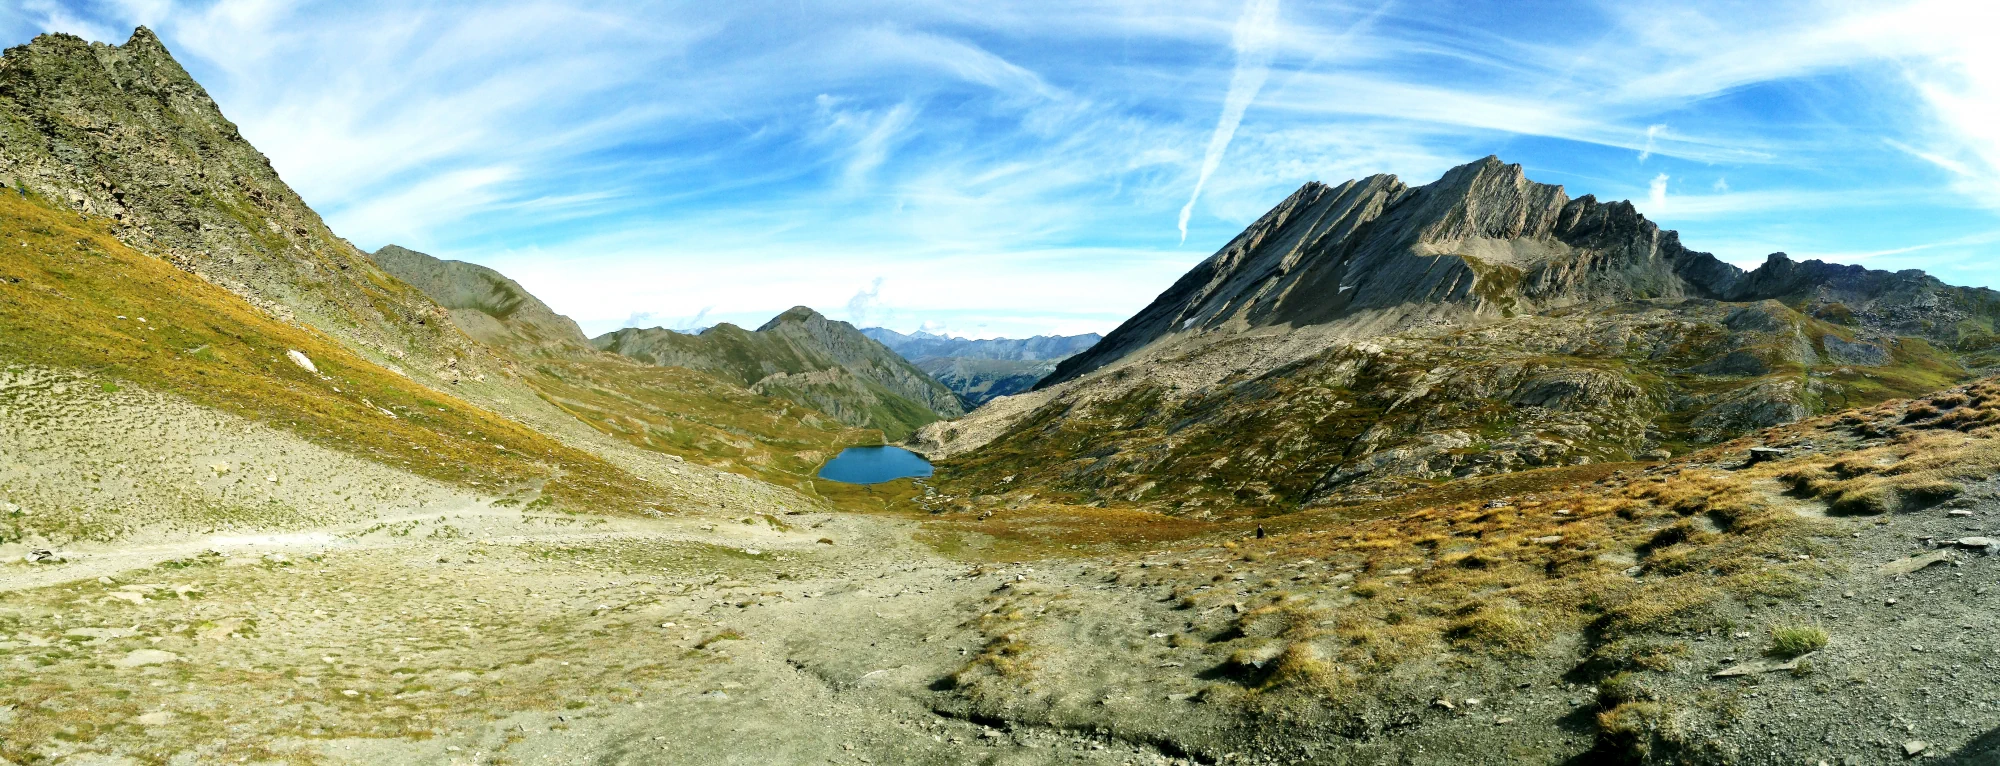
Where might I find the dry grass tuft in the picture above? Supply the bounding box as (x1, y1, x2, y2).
(1767, 622, 1828, 657)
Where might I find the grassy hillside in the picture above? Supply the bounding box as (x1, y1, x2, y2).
(596, 309, 962, 441)
(0, 191, 668, 513)
(933, 300, 1976, 517)
(518, 357, 874, 492)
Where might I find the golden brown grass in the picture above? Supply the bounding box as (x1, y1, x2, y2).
(0, 192, 667, 514)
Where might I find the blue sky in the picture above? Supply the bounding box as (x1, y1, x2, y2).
(8, 1, 1999, 339)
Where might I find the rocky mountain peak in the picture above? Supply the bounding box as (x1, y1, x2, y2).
(759, 306, 828, 331)
(1043, 156, 1999, 389)
(0, 25, 475, 373)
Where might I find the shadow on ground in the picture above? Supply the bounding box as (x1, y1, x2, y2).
(1942, 727, 2000, 766)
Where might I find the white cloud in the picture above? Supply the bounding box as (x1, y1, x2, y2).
(1638, 124, 1665, 162)
(20, 0, 2000, 333)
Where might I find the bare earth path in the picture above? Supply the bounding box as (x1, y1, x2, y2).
(0, 497, 1192, 765)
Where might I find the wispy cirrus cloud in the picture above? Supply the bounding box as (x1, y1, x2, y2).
(8, 0, 1999, 338)
(1178, 0, 1281, 243)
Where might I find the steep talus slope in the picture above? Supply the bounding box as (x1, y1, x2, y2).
(596, 307, 963, 440)
(864, 328, 1101, 406)
(0, 29, 473, 370)
(926, 157, 1996, 513)
(369, 245, 590, 356)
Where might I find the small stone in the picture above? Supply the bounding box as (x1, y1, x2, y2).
(1954, 536, 1998, 549)
(1948, 510, 1975, 518)
(1433, 698, 1455, 710)
(1747, 447, 1786, 464)
(98, 576, 114, 585)
(1903, 741, 1929, 757)
(115, 649, 178, 667)
(134, 711, 173, 726)
(1532, 535, 1563, 544)
(341, 689, 359, 697)
(1879, 550, 1952, 576)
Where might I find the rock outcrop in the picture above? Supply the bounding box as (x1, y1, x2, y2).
(1044, 157, 2000, 388)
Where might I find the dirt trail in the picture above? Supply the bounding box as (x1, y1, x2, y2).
(0, 485, 1197, 765)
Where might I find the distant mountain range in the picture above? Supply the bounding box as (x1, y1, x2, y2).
(861, 328, 1100, 406)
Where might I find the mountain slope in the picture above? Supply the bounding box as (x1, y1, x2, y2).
(862, 328, 1100, 406)
(0, 190, 668, 516)
(862, 328, 1101, 363)
(369, 245, 590, 356)
(595, 308, 964, 440)
(920, 157, 1996, 514)
(0, 29, 478, 375)
(1044, 156, 1999, 388)
(362, 246, 882, 490)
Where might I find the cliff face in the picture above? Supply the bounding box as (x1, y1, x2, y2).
(0, 28, 470, 368)
(595, 307, 964, 440)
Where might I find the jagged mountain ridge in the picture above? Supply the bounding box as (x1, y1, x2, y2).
(595, 308, 964, 440)
(1046, 156, 1999, 388)
(0, 28, 475, 373)
(862, 328, 1100, 406)
(924, 157, 2000, 514)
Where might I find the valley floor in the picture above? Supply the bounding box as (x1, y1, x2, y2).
(4, 369, 2000, 765)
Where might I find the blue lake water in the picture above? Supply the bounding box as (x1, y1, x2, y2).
(816, 446, 933, 484)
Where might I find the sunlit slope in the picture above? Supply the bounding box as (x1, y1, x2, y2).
(361, 244, 875, 488)
(0, 192, 668, 513)
(519, 357, 874, 493)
